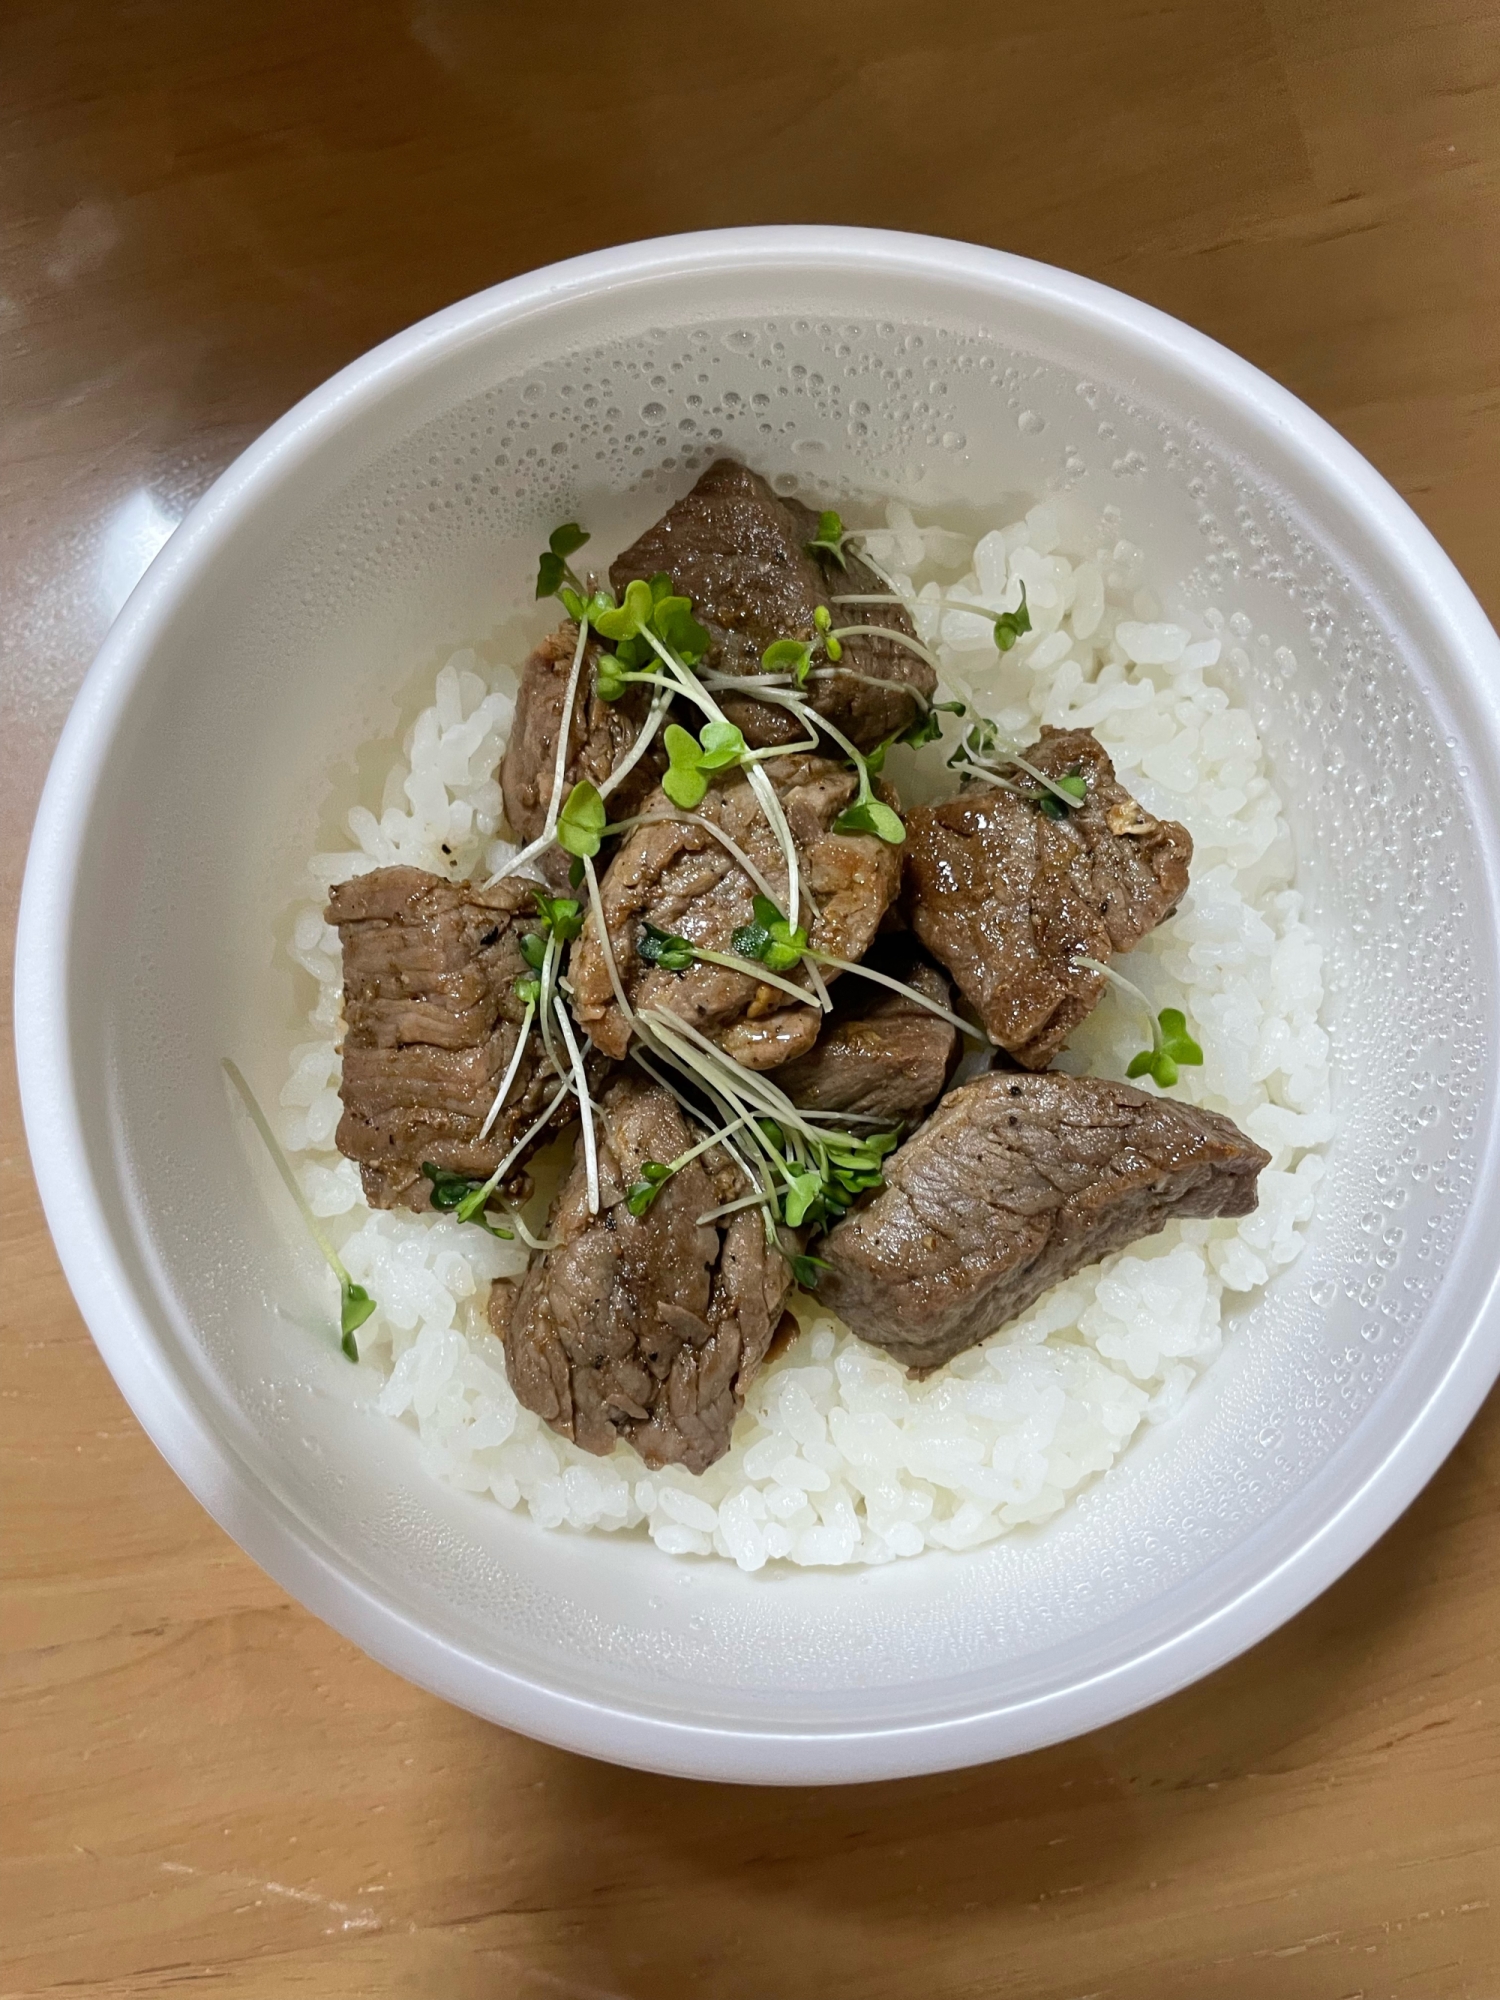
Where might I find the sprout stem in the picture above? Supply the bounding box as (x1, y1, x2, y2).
(581, 854, 634, 1027)
(537, 932, 561, 1076)
(552, 995, 600, 1215)
(807, 953, 992, 1043)
(690, 946, 825, 1010)
(222, 1058, 374, 1355)
(804, 665, 934, 707)
(956, 735, 1089, 814)
(838, 533, 903, 594)
(955, 764, 1036, 800)
(487, 617, 591, 885)
(499, 1206, 560, 1252)
(456, 1074, 573, 1222)
(828, 625, 943, 674)
(609, 810, 785, 908)
(1072, 955, 1159, 1046)
(641, 627, 803, 924)
(599, 683, 673, 802)
(478, 1001, 536, 1140)
(1005, 750, 1091, 812)
(802, 952, 834, 1013)
(638, 1009, 851, 1152)
(696, 1189, 775, 1225)
(666, 1111, 755, 1176)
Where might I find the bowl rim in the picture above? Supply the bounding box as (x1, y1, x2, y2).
(16, 224, 1500, 1784)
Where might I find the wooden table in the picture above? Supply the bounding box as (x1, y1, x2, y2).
(4, 3, 1497, 1993)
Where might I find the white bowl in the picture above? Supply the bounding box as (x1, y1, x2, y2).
(17, 228, 1500, 1784)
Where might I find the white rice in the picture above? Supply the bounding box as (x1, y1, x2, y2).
(278, 498, 1331, 1570)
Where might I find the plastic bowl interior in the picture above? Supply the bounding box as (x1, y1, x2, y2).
(17, 227, 1500, 1784)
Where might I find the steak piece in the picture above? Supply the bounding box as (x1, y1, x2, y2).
(903, 727, 1192, 1068)
(569, 753, 902, 1070)
(818, 1071, 1269, 1372)
(775, 941, 961, 1128)
(499, 623, 667, 889)
(610, 458, 934, 752)
(492, 1074, 793, 1473)
(328, 866, 578, 1210)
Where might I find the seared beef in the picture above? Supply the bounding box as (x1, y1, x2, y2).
(818, 1072, 1268, 1371)
(492, 1074, 792, 1473)
(902, 727, 1192, 1068)
(569, 753, 902, 1070)
(610, 459, 934, 751)
(775, 941, 961, 1128)
(499, 623, 667, 889)
(328, 866, 577, 1210)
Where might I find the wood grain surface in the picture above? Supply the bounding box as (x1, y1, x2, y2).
(3, 2, 1498, 1994)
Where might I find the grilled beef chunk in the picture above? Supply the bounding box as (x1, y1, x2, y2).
(902, 727, 1192, 1069)
(775, 941, 961, 1128)
(328, 866, 579, 1210)
(610, 458, 934, 751)
(491, 1074, 792, 1473)
(499, 623, 666, 889)
(569, 753, 902, 1070)
(817, 1072, 1269, 1372)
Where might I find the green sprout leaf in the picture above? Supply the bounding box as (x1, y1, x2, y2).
(556, 779, 607, 859)
(594, 653, 632, 701)
(559, 585, 614, 625)
(761, 637, 815, 686)
(531, 890, 584, 943)
(340, 1280, 375, 1358)
(1036, 767, 1089, 819)
(833, 796, 906, 845)
(653, 594, 711, 664)
(951, 715, 1002, 768)
(662, 722, 711, 810)
(638, 921, 696, 972)
(899, 698, 967, 750)
(1126, 1047, 1178, 1087)
(515, 975, 541, 1005)
(421, 1162, 515, 1237)
(696, 720, 746, 769)
(788, 1252, 832, 1290)
(993, 581, 1032, 652)
(1158, 1008, 1204, 1066)
(595, 576, 655, 643)
(732, 894, 809, 972)
(519, 931, 548, 970)
(1125, 1007, 1203, 1090)
(661, 720, 746, 810)
(806, 509, 849, 570)
(782, 1169, 825, 1228)
(595, 575, 710, 665)
(535, 524, 592, 603)
(423, 1162, 481, 1209)
(549, 523, 589, 560)
(811, 605, 843, 663)
(625, 1160, 674, 1217)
